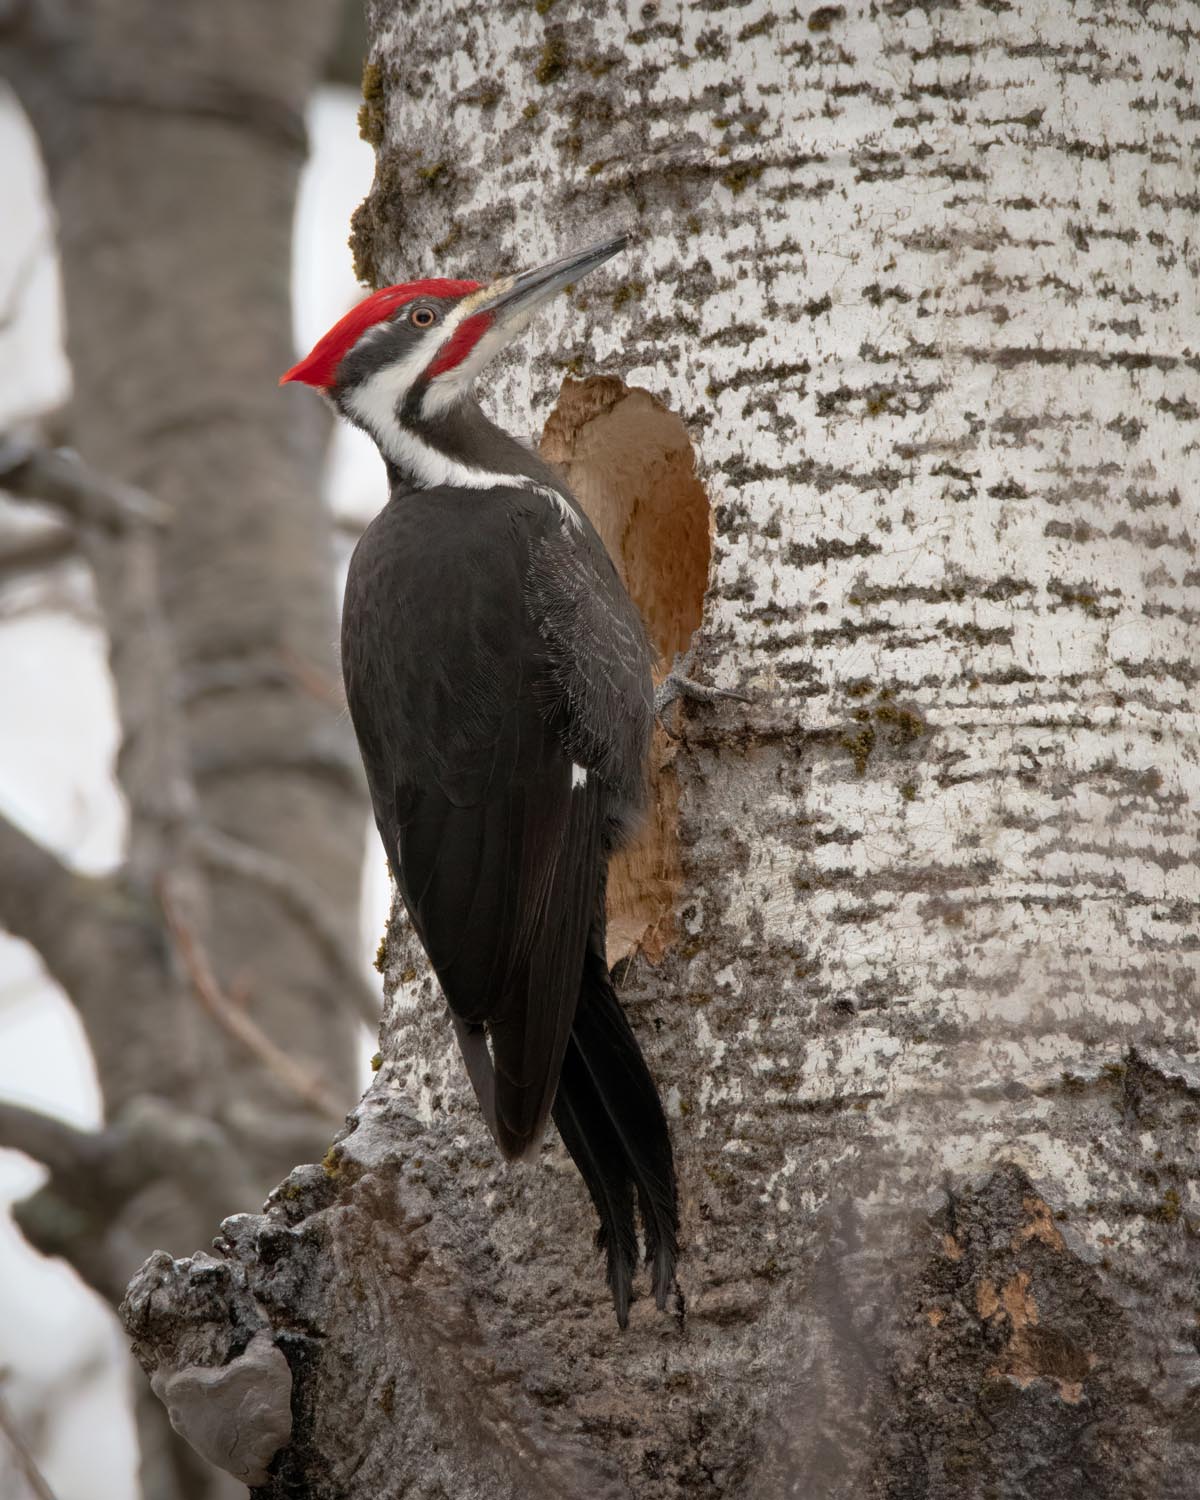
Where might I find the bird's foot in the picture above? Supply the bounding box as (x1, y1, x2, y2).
(655, 674, 750, 713)
(654, 653, 751, 723)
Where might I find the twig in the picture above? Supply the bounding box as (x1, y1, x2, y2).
(158, 875, 345, 1122)
(0, 1100, 101, 1178)
(0, 574, 97, 625)
(193, 825, 380, 1028)
(0, 1389, 59, 1500)
(279, 645, 345, 706)
(176, 647, 343, 709)
(0, 437, 170, 530)
(0, 521, 76, 582)
(0, 810, 96, 988)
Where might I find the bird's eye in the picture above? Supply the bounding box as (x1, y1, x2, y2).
(410, 306, 437, 328)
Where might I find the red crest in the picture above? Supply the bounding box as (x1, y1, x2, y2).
(280, 279, 482, 388)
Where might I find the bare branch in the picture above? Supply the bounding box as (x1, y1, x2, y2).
(194, 825, 380, 1028)
(278, 644, 345, 706)
(158, 876, 345, 1123)
(0, 436, 191, 881)
(0, 808, 94, 973)
(101, 519, 195, 884)
(0, 520, 76, 582)
(177, 650, 341, 708)
(0, 1389, 59, 1500)
(0, 1093, 257, 1207)
(0, 1100, 101, 1177)
(334, 513, 369, 541)
(0, 569, 96, 624)
(0, 437, 170, 530)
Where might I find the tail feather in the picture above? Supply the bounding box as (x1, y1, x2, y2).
(552, 942, 679, 1324)
(552, 1062, 638, 1326)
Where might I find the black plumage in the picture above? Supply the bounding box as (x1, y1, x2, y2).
(288, 235, 679, 1324)
(341, 479, 678, 1322)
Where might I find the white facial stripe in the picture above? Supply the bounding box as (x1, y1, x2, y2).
(571, 763, 588, 790)
(343, 285, 582, 529)
(422, 308, 535, 418)
(421, 296, 473, 355)
(346, 333, 432, 421)
(344, 279, 514, 423)
(347, 364, 580, 527)
(346, 294, 475, 407)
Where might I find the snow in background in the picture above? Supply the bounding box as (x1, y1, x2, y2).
(0, 85, 382, 1498)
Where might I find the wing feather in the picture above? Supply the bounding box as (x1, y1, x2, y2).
(525, 515, 654, 838)
(341, 489, 612, 1157)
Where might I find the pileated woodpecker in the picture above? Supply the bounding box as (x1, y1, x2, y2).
(282, 237, 677, 1324)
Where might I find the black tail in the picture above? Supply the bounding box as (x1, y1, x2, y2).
(551, 939, 678, 1328)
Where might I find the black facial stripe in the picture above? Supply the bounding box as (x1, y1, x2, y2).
(330, 294, 459, 400)
(403, 372, 430, 423)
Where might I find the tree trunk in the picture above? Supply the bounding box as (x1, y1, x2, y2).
(0, 2, 369, 1496)
(123, 2, 1200, 1496)
(43, 0, 365, 1127)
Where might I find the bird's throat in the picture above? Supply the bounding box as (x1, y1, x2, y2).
(356, 386, 572, 516)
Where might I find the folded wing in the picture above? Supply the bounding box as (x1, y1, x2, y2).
(341, 490, 606, 1157)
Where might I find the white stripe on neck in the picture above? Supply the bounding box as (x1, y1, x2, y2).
(347, 362, 579, 528)
(422, 309, 535, 417)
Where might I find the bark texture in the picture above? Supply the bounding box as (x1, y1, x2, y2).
(0, 3, 368, 1496)
(124, 2, 1199, 1496)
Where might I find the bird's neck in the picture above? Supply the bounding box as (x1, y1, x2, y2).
(357, 389, 566, 500)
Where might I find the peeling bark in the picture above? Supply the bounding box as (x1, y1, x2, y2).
(126, 2, 1199, 1495)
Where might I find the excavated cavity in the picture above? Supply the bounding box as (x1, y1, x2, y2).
(540, 375, 712, 962)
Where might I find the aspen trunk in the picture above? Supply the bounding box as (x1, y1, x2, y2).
(125, 2, 1200, 1494)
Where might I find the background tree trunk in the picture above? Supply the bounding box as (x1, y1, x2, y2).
(124, 2, 1199, 1496)
(0, 2, 370, 1496)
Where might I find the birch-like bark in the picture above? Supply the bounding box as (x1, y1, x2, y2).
(126, 3, 1199, 1495)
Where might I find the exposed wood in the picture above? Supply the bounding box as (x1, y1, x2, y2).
(541, 376, 712, 963)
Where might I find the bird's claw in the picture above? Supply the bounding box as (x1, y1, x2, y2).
(655, 674, 751, 714)
(654, 654, 752, 727)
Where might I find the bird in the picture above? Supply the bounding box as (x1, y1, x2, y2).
(281, 235, 678, 1325)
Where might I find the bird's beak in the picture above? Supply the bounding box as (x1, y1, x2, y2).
(466, 233, 628, 337)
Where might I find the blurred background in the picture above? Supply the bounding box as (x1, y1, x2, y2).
(0, 5, 391, 1493)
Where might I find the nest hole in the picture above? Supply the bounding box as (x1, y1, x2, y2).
(540, 376, 712, 964)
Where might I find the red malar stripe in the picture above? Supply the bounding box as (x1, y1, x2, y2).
(424, 310, 494, 380)
(280, 278, 482, 388)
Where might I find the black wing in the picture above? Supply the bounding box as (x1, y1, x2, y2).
(525, 508, 655, 842)
(341, 488, 607, 1158)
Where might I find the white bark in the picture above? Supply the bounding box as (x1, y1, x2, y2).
(128, 2, 1199, 1494)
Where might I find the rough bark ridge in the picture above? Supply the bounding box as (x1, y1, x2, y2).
(125, 2, 1198, 1496)
(0, 2, 368, 1496)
